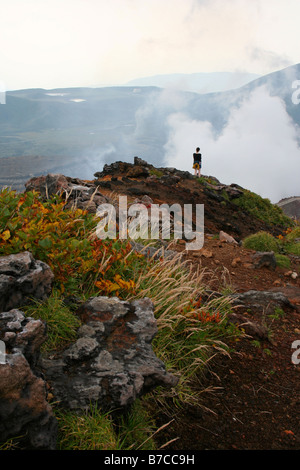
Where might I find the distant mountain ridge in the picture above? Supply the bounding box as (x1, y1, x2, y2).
(125, 71, 260, 94)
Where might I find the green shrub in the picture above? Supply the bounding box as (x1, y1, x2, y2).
(0, 188, 146, 298)
(233, 189, 293, 228)
(275, 254, 291, 269)
(286, 242, 300, 256)
(149, 168, 163, 178)
(243, 231, 280, 252)
(285, 227, 300, 242)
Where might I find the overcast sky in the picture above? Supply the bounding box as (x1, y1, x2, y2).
(1, 0, 299, 90)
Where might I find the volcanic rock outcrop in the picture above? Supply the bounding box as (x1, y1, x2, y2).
(41, 296, 179, 412)
(0, 251, 54, 312)
(0, 309, 57, 449)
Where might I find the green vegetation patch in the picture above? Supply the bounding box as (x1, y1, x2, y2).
(23, 290, 81, 352)
(197, 176, 218, 186)
(232, 189, 294, 228)
(243, 231, 280, 252)
(56, 400, 156, 451)
(285, 226, 300, 243)
(0, 188, 147, 299)
(285, 242, 300, 256)
(274, 253, 291, 269)
(149, 168, 164, 178)
(243, 226, 300, 270)
(56, 405, 118, 450)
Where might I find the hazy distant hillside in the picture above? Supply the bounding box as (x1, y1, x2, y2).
(239, 63, 300, 128)
(0, 87, 163, 180)
(0, 85, 227, 171)
(1, 64, 300, 195)
(125, 71, 260, 94)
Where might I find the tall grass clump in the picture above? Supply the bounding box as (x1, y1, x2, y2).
(243, 231, 280, 252)
(286, 243, 300, 256)
(56, 400, 159, 450)
(128, 246, 239, 409)
(22, 290, 81, 352)
(56, 405, 118, 450)
(274, 254, 291, 269)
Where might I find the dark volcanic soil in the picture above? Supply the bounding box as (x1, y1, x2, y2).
(143, 233, 300, 451)
(153, 241, 300, 450)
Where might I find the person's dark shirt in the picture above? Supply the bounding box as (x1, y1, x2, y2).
(193, 152, 201, 163)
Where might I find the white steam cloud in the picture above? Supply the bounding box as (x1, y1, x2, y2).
(164, 85, 300, 202)
(73, 144, 116, 180)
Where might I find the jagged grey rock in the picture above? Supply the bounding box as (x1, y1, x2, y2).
(42, 296, 179, 412)
(231, 290, 295, 315)
(0, 252, 54, 313)
(227, 312, 269, 340)
(0, 309, 57, 449)
(251, 251, 277, 270)
(24, 173, 109, 214)
(0, 309, 47, 367)
(219, 230, 238, 244)
(24, 173, 70, 197)
(134, 156, 149, 166)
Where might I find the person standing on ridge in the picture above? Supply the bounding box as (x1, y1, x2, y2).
(193, 147, 202, 177)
